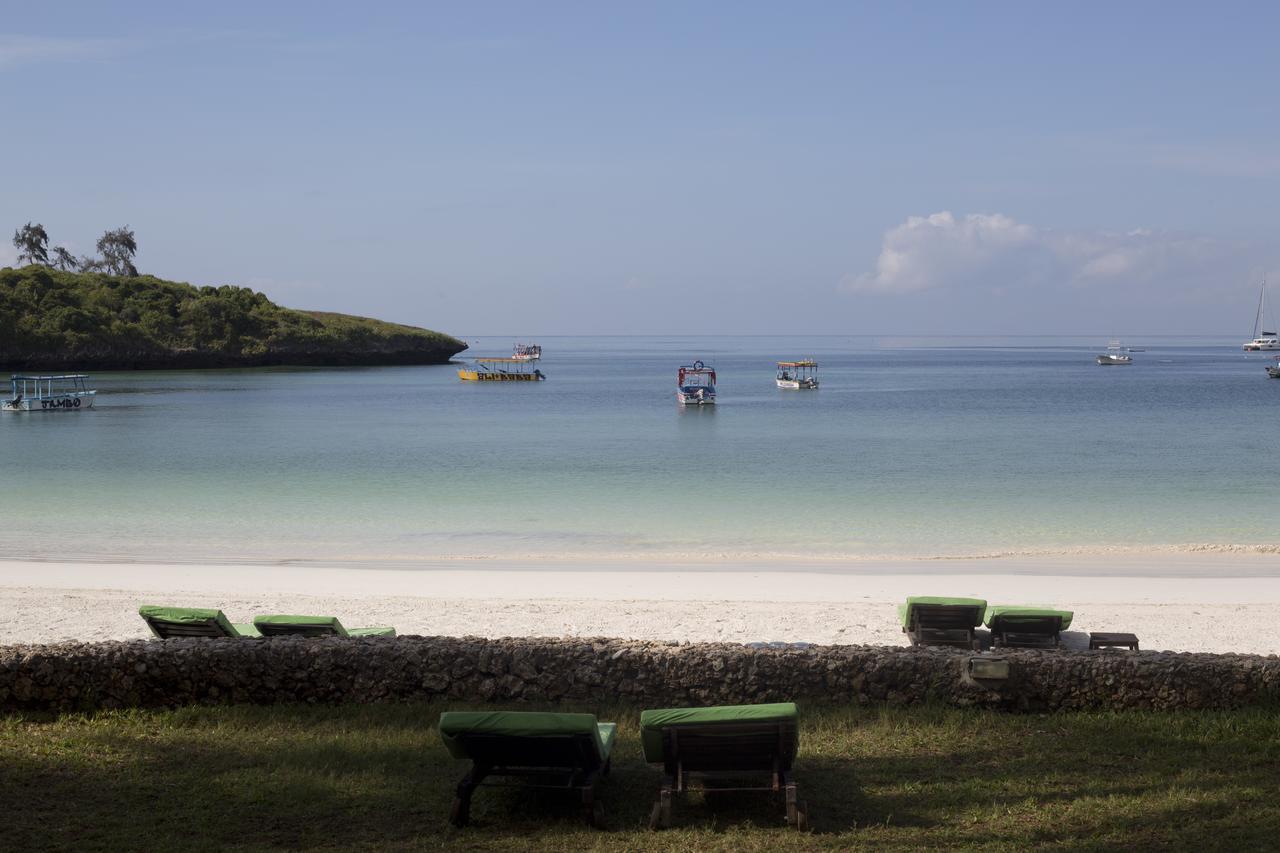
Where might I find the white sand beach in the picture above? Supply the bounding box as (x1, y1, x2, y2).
(2, 554, 1279, 654)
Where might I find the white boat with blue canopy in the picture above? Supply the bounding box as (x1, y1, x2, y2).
(3, 374, 97, 412)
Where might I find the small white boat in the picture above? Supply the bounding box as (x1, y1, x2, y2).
(511, 343, 542, 361)
(1267, 358, 1280, 379)
(776, 359, 818, 389)
(1243, 283, 1279, 351)
(676, 360, 716, 405)
(2, 374, 97, 412)
(1096, 342, 1132, 365)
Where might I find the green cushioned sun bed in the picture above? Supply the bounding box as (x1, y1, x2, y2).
(898, 596, 987, 649)
(252, 614, 396, 638)
(438, 710, 615, 828)
(639, 702, 808, 831)
(984, 606, 1074, 649)
(139, 605, 261, 639)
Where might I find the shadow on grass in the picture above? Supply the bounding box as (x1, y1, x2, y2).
(3, 703, 1279, 850)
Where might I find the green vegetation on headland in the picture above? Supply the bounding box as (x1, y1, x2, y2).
(0, 266, 467, 369)
(3, 702, 1277, 850)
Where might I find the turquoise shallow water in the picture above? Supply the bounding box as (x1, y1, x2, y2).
(2, 336, 1278, 563)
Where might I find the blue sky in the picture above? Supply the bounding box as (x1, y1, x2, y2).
(3, 2, 1279, 336)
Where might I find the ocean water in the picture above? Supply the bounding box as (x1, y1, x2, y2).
(2, 336, 1278, 564)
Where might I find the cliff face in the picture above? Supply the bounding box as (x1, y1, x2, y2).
(0, 267, 467, 369)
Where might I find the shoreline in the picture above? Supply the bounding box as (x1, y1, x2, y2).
(3, 555, 1280, 654)
(6, 549, 1280, 576)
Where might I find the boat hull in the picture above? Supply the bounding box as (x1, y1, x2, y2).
(1244, 343, 1280, 351)
(458, 369, 544, 381)
(1096, 356, 1132, 365)
(1267, 366, 1280, 379)
(776, 379, 818, 389)
(676, 390, 715, 405)
(2, 392, 96, 412)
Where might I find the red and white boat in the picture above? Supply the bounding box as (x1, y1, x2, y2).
(676, 360, 716, 405)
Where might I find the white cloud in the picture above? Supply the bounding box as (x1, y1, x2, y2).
(846, 211, 1229, 295)
(0, 35, 130, 69)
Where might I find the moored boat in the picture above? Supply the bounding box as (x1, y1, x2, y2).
(458, 358, 546, 381)
(1096, 342, 1132, 365)
(1243, 283, 1279, 351)
(1267, 358, 1280, 379)
(776, 360, 818, 389)
(511, 343, 542, 361)
(2, 374, 97, 412)
(676, 360, 716, 405)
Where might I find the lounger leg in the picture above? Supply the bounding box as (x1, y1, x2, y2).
(450, 764, 487, 828)
(649, 777, 674, 830)
(581, 774, 604, 828)
(782, 772, 808, 831)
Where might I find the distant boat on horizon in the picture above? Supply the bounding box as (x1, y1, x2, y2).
(1096, 341, 1132, 365)
(1243, 283, 1279, 351)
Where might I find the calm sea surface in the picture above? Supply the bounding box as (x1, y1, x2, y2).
(2, 336, 1278, 564)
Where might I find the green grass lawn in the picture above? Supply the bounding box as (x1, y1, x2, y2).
(3, 702, 1278, 851)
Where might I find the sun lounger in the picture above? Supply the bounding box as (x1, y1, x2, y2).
(438, 711, 616, 828)
(898, 596, 987, 648)
(251, 614, 396, 638)
(138, 605, 261, 639)
(640, 702, 807, 830)
(985, 606, 1074, 648)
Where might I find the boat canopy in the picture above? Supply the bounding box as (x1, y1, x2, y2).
(10, 374, 90, 381)
(678, 360, 715, 386)
(776, 360, 817, 369)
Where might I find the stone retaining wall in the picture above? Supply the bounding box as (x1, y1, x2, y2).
(1, 637, 1277, 713)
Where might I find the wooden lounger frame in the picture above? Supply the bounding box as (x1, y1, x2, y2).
(254, 622, 340, 638)
(990, 614, 1065, 649)
(904, 604, 983, 649)
(448, 732, 610, 828)
(140, 613, 234, 639)
(649, 719, 808, 831)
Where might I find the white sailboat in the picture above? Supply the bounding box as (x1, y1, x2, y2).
(1242, 283, 1279, 351)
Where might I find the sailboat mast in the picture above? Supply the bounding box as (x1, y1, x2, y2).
(1255, 284, 1266, 339)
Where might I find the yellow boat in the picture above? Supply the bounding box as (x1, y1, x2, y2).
(458, 357, 546, 382)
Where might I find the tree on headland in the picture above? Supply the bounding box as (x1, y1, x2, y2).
(12, 222, 49, 267)
(95, 226, 138, 276)
(9, 222, 142, 276)
(51, 246, 79, 271)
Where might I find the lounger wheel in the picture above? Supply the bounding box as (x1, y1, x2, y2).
(448, 796, 469, 828)
(794, 801, 810, 832)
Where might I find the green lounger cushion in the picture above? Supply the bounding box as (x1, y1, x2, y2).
(438, 711, 616, 761)
(252, 614, 396, 637)
(139, 605, 261, 638)
(639, 702, 798, 763)
(984, 606, 1074, 630)
(897, 596, 988, 628)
